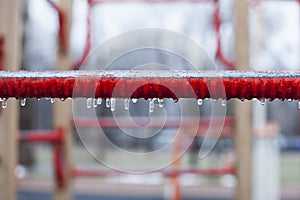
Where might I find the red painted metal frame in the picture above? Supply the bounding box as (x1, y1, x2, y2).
(19, 128, 66, 188)
(72, 167, 235, 178)
(73, 117, 234, 137)
(19, 130, 63, 143)
(0, 70, 299, 100)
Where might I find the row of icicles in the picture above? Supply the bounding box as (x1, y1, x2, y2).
(0, 97, 300, 111)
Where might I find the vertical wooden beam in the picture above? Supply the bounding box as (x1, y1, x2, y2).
(53, 1, 73, 200)
(233, 1, 252, 200)
(0, 0, 22, 200)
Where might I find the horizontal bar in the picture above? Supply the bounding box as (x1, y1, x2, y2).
(0, 70, 299, 100)
(72, 167, 235, 177)
(74, 117, 233, 137)
(90, 0, 214, 5)
(19, 130, 63, 143)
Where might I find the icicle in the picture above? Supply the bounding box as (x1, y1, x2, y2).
(97, 98, 102, 105)
(132, 98, 138, 104)
(2, 98, 7, 109)
(260, 98, 265, 105)
(149, 99, 154, 113)
(124, 98, 130, 110)
(110, 98, 116, 111)
(221, 99, 226, 107)
(106, 98, 111, 108)
(50, 98, 56, 104)
(197, 99, 203, 106)
(158, 98, 164, 108)
(86, 98, 92, 109)
(93, 98, 98, 108)
(20, 98, 26, 107)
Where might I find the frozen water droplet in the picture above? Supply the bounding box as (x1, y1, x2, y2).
(213, 99, 218, 103)
(106, 98, 111, 108)
(132, 98, 138, 104)
(50, 98, 56, 104)
(173, 99, 178, 103)
(60, 98, 65, 102)
(221, 99, 226, 107)
(241, 98, 245, 102)
(298, 101, 300, 109)
(124, 98, 130, 110)
(110, 98, 116, 111)
(158, 98, 164, 108)
(86, 98, 92, 108)
(37, 98, 41, 101)
(260, 98, 265, 105)
(93, 98, 98, 108)
(149, 99, 154, 113)
(288, 99, 292, 102)
(197, 99, 203, 106)
(97, 98, 102, 105)
(20, 98, 26, 107)
(2, 98, 7, 108)
(0, 98, 2, 102)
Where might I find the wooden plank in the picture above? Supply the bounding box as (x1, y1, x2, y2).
(53, 1, 73, 200)
(0, 0, 22, 200)
(233, 1, 252, 200)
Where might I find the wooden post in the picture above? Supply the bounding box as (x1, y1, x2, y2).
(53, 1, 73, 200)
(233, 1, 252, 200)
(0, 0, 22, 200)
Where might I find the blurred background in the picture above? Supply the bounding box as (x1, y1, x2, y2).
(5, 0, 300, 199)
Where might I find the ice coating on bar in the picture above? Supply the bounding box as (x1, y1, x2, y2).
(0, 70, 300, 78)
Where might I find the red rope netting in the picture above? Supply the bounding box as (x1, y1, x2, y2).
(71, 0, 235, 70)
(0, 35, 4, 71)
(47, 0, 68, 53)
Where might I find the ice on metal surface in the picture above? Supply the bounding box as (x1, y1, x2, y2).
(197, 99, 203, 106)
(106, 98, 111, 108)
(20, 98, 26, 107)
(158, 98, 164, 108)
(149, 99, 154, 113)
(124, 98, 130, 110)
(110, 98, 116, 111)
(2, 98, 7, 108)
(1, 70, 300, 78)
(86, 98, 92, 109)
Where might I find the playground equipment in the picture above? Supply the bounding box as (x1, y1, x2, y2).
(0, 0, 299, 200)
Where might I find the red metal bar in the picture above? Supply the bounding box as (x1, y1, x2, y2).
(0, 70, 299, 100)
(89, 0, 214, 5)
(73, 117, 233, 137)
(72, 167, 235, 177)
(54, 141, 65, 188)
(19, 130, 63, 143)
(19, 128, 65, 187)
